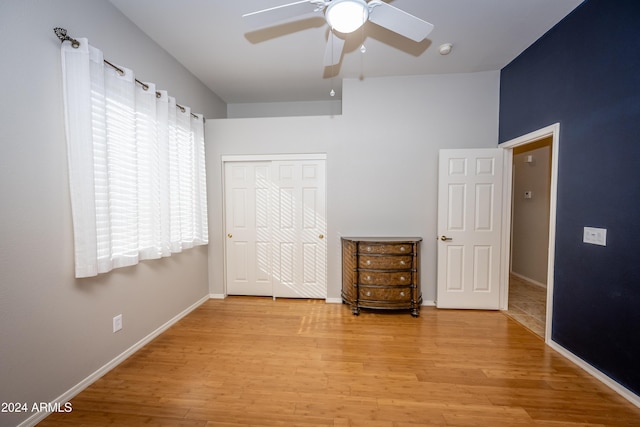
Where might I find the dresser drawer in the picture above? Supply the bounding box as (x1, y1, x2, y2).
(360, 271, 412, 286)
(358, 286, 412, 302)
(358, 242, 413, 255)
(358, 255, 413, 270)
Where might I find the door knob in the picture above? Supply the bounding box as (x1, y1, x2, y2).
(227, 233, 232, 238)
(319, 234, 324, 239)
(440, 235, 452, 241)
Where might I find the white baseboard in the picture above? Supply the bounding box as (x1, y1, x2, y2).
(18, 294, 210, 427)
(209, 293, 226, 299)
(548, 339, 640, 409)
(422, 300, 436, 306)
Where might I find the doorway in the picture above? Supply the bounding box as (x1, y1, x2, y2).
(500, 124, 559, 343)
(506, 137, 552, 337)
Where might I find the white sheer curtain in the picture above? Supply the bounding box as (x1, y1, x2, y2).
(61, 38, 208, 278)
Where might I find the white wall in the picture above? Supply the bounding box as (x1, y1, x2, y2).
(206, 71, 500, 303)
(0, 1, 225, 426)
(228, 100, 342, 118)
(511, 140, 552, 285)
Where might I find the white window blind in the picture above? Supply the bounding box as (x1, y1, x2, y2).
(61, 38, 208, 278)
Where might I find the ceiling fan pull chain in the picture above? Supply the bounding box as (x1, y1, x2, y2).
(360, 15, 366, 54)
(330, 27, 336, 97)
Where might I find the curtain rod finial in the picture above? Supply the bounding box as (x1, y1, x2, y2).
(54, 27, 80, 48)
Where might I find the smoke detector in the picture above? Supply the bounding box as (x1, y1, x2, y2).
(439, 43, 453, 55)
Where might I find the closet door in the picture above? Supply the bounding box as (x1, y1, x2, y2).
(225, 162, 273, 296)
(224, 158, 327, 299)
(271, 160, 326, 299)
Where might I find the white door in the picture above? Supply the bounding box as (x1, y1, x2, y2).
(225, 162, 273, 296)
(437, 149, 503, 309)
(271, 160, 326, 299)
(224, 158, 327, 299)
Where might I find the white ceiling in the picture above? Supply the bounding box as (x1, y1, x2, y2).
(109, 0, 584, 104)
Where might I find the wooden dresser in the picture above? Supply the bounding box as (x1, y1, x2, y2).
(341, 237, 422, 317)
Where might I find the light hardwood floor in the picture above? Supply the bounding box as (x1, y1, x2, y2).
(39, 297, 640, 426)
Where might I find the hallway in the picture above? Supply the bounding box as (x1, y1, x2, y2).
(505, 273, 547, 337)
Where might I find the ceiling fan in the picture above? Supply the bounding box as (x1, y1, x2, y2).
(243, 0, 434, 66)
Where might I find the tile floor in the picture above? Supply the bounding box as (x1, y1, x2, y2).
(505, 274, 547, 337)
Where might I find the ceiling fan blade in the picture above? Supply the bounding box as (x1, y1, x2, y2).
(323, 30, 346, 66)
(367, 0, 434, 42)
(242, 1, 325, 30)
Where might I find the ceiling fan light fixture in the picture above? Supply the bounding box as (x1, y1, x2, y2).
(326, 0, 369, 34)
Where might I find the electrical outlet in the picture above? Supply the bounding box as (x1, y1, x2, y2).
(113, 314, 123, 333)
(583, 227, 607, 246)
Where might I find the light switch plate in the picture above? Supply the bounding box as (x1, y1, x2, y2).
(583, 227, 607, 246)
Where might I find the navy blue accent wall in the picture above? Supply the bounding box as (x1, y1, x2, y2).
(499, 0, 640, 395)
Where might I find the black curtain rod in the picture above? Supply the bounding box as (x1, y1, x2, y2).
(54, 27, 201, 120)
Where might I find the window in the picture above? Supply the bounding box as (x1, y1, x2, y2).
(61, 38, 207, 278)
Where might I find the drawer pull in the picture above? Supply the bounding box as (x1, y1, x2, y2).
(400, 260, 406, 265)
(400, 291, 405, 297)
(366, 246, 372, 252)
(366, 260, 371, 265)
(365, 275, 371, 281)
(366, 291, 371, 297)
(400, 246, 406, 252)
(400, 276, 406, 281)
